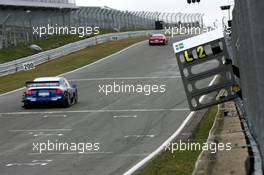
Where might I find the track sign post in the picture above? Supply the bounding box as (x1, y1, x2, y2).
(173, 30, 237, 111)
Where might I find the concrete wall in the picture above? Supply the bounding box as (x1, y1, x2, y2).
(232, 0, 264, 164)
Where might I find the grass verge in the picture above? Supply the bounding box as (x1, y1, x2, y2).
(137, 105, 218, 175)
(0, 29, 114, 63)
(0, 37, 147, 94)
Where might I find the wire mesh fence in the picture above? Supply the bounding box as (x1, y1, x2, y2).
(0, 1, 204, 48)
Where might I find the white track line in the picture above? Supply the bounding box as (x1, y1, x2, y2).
(115, 154, 150, 157)
(6, 162, 48, 167)
(0, 108, 190, 115)
(32, 133, 63, 137)
(69, 76, 181, 81)
(0, 40, 147, 97)
(6, 160, 52, 167)
(43, 114, 67, 118)
(9, 129, 72, 132)
(123, 76, 218, 175)
(113, 115, 137, 118)
(32, 160, 52, 163)
(124, 135, 155, 138)
(6, 159, 52, 167)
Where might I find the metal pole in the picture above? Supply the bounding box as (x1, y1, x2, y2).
(101, 8, 107, 29)
(132, 11, 137, 29)
(94, 7, 101, 28)
(98, 8, 105, 29)
(106, 9, 113, 29)
(121, 11, 127, 30)
(161, 12, 166, 22)
(83, 8, 90, 27)
(79, 8, 86, 27)
(142, 11, 148, 29)
(181, 13, 186, 26)
(129, 11, 137, 29)
(200, 14, 205, 29)
(166, 13, 171, 26)
(25, 10, 32, 42)
(149, 12, 156, 28)
(85, 7, 92, 27)
(1, 14, 11, 48)
(116, 10, 121, 30)
(138, 11, 144, 29)
(167, 13, 171, 23)
(175, 13, 180, 26)
(146, 12, 152, 28)
(116, 11, 122, 30)
(187, 14, 192, 25)
(125, 11, 130, 29)
(89, 7, 97, 27)
(170, 13, 175, 24)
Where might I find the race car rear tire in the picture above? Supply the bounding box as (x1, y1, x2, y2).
(62, 94, 71, 108)
(23, 102, 31, 109)
(74, 92, 78, 104)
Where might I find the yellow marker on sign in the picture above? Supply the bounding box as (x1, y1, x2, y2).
(197, 46, 206, 59)
(184, 51, 194, 63)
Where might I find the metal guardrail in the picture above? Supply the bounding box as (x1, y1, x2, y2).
(0, 30, 161, 76)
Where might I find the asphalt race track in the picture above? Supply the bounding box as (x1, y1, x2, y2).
(0, 35, 213, 175)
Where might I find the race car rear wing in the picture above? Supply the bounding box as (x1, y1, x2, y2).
(26, 81, 60, 88)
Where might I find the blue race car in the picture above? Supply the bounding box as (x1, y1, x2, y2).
(22, 77, 78, 109)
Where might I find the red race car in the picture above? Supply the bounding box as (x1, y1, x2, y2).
(149, 34, 168, 45)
